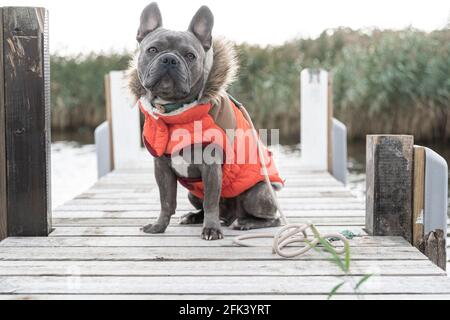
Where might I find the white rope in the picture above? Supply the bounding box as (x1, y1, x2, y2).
(234, 106, 349, 258)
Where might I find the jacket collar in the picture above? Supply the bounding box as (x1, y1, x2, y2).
(138, 97, 211, 124)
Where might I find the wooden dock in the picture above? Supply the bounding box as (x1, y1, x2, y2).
(0, 150, 449, 300)
(0, 11, 448, 299)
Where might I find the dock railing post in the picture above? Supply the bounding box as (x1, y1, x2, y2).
(366, 135, 447, 270)
(301, 69, 329, 171)
(94, 121, 111, 178)
(0, 7, 6, 240)
(366, 135, 414, 242)
(412, 146, 447, 270)
(300, 69, 347, 184)
(95, 71, 141, 177)
(0, 7, 51, 239)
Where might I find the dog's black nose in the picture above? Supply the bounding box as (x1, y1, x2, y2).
(160, 53, 178, 67)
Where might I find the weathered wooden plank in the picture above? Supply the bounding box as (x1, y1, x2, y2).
(424, 230, 447, 270)
(46, 225, 366, 237)
(327, 73, 333, 174)
(0, 259, 443, 276)
(50, 216, 365, 227)
(0, 246, 426, 261)
(1, 276, 450, 295)
(413, 146, 425, 249)
(107, 171, 325, 178)
(97, 174, 341, 183)
(112, 166, 330, 174)
(0, 7, 6, 241)
(76, 188, 356, 199)
(96, 172, 340, 182)
(91, 177, 343, 186)
(0, 235, 407, 248)
(107, 167, 331, 174)
(3, 294, 450, 300)
(366, 135, 413, 242)
(63, 197, 364, 206)
(3, 7, 51, 236)
(115, 166, 333, 174)
(83, 184, 349, 192)
(54, 202, 365, 212)
(104, 73, 114, 170)
(51, 209, 366, 219)
(75, 190, 356, 200)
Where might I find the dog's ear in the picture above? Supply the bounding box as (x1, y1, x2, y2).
(188, 6, 214, 50)
(137, 2, 163, 43)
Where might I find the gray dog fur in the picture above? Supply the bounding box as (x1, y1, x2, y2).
(129, 2, 280, 240)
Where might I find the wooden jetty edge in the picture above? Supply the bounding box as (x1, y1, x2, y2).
(1, 7, 450, 300)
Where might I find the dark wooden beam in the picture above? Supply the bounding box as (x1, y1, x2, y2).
(0, 7, 7, 240)
(3, 7, 51, 236)
(366, 135, 414, 242)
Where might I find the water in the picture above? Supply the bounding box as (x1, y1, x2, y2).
(51, 139, 97, 209)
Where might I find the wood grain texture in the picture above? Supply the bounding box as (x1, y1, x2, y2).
(44, 225, 367, 237)
(366, 135, 414, 242)
(0, 146, 449, 298)
(0, 246, 426, 261)
(0, 7, 7, 241)
(327, 72, 333, 174)
(51, 209, 367, 219)
(0, 260, 444, 276)
(1, 276, 450, 295)
(2, 294, 450, 300)
(413, 146, 425, 249)
(104, 74, 114, 170)
(424, 230, 446, 270)
(3, 7, 51, 236)
(50, 216, 365, 227)
(0, 235, 408, 248)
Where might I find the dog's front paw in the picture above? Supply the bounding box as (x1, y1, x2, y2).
(142, 223, 167, 234)
(180, 210, 204, 225)
(201, 227, 223, 241)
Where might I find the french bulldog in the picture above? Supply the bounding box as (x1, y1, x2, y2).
(128, 2, 283, 240)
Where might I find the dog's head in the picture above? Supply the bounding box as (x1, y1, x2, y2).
(136, 2, 214, 103)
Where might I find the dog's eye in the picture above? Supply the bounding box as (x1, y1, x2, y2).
(147, 47, 158, 54)
(185, 53, 196, 61)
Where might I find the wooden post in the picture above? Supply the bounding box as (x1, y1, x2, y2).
(0, 7, 6, 240)
(104, 73, 115, 170)
(1, 7, 51, 237)
(106, 71, 141, 170)
(422, 147, 447, 270)
(327, 73, 333, 175)
(300, 69, 332, 171)
(424, 230, 446, 270)
(366, 135, 413, 242)
(413, 146, 447, 270)
(412, 146, 425, 250)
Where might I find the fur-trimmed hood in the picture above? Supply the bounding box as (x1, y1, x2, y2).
(127, 37, 239, 106)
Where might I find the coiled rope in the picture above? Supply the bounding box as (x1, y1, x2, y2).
(234, 106, 349, 258)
